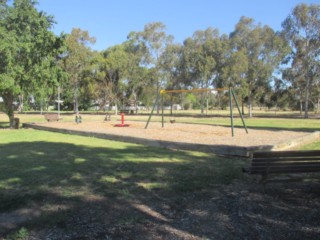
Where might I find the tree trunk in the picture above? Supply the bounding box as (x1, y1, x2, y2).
(304, 96, 309, 118)
(242, 101, 245, 115)
(206, 98, 209, 115)
(2, 93, 15, 128)
(74, 91, 79, 114)
(170, 94, 173, 116)
(18, 94, 24, 113)
(248, 95, 253, 118)
(304, 79, 310, 119)
(115, 103, 118, 115)
(200, 92, 205, 115)
(40, 98, 43, 114)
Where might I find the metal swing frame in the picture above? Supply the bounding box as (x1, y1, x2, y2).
(145, 87, 248, 137)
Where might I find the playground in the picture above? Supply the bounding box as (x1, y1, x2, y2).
(25, 116, 317, 156)
(19, 88, 320, 155)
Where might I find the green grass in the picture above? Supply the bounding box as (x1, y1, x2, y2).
(298, 141, 320, 150)
(6, 227, 29, 240)
(0, 129, 244, 236)
(0, 129, 243, 194)
(1, 111, 320, 237)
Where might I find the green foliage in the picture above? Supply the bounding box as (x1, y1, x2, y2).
(126, 22, 174, 111)
(229, 17, 290, 117)
(1, 1, 317, 121)
(60, 28, 96, 112)
(0, 0, 65, 126)
(281, 3, 320, 118)
(183, 93, 199, 109)
(7, 227, 29, 240)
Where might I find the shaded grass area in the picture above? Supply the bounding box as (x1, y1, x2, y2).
(0, 129, 244, 238)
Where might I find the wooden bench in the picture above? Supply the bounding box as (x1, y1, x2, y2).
(119, 109, 130, 114)
(243, 150, 320, 183)
(44, 114, 61, 122)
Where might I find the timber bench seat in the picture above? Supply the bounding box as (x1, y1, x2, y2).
(243, 150, 320, 183)
(119, 109, 136, 114)
(44, 113, 61, 122)
(119, 110, 130, 114)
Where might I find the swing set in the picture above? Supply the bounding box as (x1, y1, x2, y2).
(145, 87, 248, 137)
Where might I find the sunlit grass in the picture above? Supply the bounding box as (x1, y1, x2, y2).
(298, 141, 320, 150)
(0, 129, 244, 211)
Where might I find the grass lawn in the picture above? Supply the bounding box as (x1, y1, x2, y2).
(0, 129, 244, 238)
(0, 112, 319, 238)
(298, 140, 320, 150)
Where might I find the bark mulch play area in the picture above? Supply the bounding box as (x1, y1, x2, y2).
(24, 120, 319, 156)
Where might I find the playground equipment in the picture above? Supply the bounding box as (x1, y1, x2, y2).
(75, 115, 82, 124)
(145, 87, 248, 137)
(114, 113, 130, 127)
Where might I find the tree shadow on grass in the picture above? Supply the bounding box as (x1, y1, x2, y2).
(0, 141, 319, 239)
(0, 140, 244, 239)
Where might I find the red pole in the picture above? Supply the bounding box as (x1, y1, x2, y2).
(121, 113, 124, 125)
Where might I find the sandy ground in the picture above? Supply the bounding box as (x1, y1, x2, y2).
(34, 120, 312, 149)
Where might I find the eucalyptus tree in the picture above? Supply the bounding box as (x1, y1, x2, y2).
(61, 28, 96, 112)
(92, 44, 129, 112)
(122, 38, 151, 106)
(159, 43, 183, 88)
(0, 0, 6, 16)
(180, 28, 223, 114)
(0, 0, 65, 127)
(158, 42, 184, 114)
(127, 22, 173, 112)
(281, 3, 320, 118)
(229, 17, 289, 117)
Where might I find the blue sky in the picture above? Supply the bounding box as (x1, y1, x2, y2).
(37, 0, 319, 51)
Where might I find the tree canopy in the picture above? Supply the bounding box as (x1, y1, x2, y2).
(282, 3, 320, 118)
(1, 2, 320, 120)
(0, 0, 65, 126)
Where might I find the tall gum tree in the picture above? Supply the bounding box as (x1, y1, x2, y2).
(282, 3, 320, 118)
(93, 44, 129, 112)
(127, 22, 173, 113)
(230, 17, 289, 117)
(62, 28, 95, 113)
(180, 28, 223, 114)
